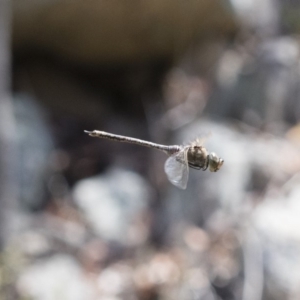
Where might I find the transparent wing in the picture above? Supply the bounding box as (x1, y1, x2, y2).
(164, 148, 189, 189)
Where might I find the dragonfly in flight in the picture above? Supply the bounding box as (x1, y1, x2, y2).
(85, 130, 224, 189)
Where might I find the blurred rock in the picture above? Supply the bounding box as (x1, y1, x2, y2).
(13, 0, 236, 65)
(207, 37, 300, 130)
(18, 230, 51, 257)
(17, 255, 96, 300)
(230, 0, 279, 35)
(281, 1, 300, 33)
(97, 262, 134, 299)
(14, 94, 54, 210)
(253, 174, 300, 300)
(73, 167, 152, 246)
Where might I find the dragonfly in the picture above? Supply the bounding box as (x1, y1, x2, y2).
(84, 130, 224, 189)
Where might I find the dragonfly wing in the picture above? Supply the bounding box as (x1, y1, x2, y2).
(164, 149, 189, 189)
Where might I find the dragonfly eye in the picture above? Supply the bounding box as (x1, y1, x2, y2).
(208, 153, 224, 172)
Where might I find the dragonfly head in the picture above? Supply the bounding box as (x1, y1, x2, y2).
(208, 152, 224, 172)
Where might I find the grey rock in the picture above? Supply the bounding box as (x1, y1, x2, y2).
(17, 255, 95, 300)
(73, 167, 152, 245)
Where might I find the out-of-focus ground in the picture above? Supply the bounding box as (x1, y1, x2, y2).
(0, 0, 300, 299)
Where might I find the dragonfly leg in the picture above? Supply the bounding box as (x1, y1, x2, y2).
(188, 164, 202, 170)
(202, 158, 209, 171)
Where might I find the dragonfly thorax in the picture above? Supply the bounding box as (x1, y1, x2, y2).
(187, 145, 209, 170)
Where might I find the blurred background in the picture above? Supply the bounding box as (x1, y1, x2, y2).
(1, 0, 300, 299)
